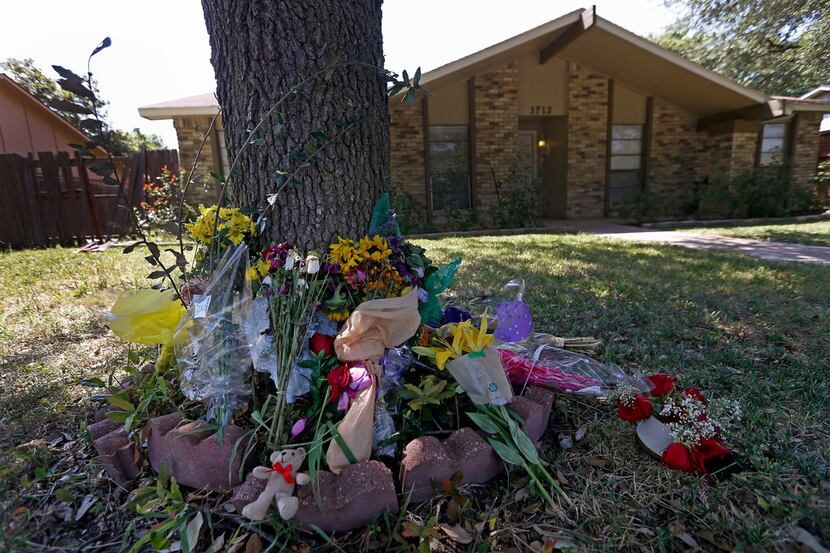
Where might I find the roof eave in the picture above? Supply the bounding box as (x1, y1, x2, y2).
(389, 8, 583, 100)
(592, 17, 769, 106)
(138, 106, 220, 120)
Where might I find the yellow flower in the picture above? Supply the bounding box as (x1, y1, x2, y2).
(327, 309, 350, 322)
(245, 266, 259, 281)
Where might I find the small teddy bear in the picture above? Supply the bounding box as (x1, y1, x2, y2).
(241, 447, 310, 521)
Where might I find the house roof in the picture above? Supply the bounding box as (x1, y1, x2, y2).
(800, 86, 830, 100)
(137, 8, 830, 121)
(0, 74, 102, 147)
(138, 92, 219, 120)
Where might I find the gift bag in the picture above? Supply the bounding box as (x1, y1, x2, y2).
(446, 346, 514, 405)
(326, 291, 421, 473)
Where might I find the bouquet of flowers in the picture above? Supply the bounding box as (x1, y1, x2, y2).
(615, 374, 740, 476)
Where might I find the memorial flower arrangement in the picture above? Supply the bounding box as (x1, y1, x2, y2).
(614, 374, 741, 475)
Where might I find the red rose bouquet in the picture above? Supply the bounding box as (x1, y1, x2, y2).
(613, 373, 740, 476)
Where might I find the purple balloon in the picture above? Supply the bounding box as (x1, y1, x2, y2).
(494, 300, 533, 342)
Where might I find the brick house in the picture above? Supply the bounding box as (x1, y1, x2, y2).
(139, 8, 830, 227)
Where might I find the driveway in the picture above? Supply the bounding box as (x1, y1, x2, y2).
(566, 220, 830, 266)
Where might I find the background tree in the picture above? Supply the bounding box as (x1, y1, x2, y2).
(201, 0, 390, 249)
(0, 57, 165, 155)
(656, 0, 829, 96)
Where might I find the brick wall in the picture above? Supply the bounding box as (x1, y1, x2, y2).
(790, 111, 823, 190)
(566, 62, 607, 218)
(472, 62, 519, 223)
(388, 100, 426, 210)
(647, 99, 709, 213)
(173, 115, 222, 205)
(708, 129, 757, 180)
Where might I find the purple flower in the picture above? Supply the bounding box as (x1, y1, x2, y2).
(279, 284, 289, 296)
(290, 418, 307, 437)
(442, 306, 472, 324)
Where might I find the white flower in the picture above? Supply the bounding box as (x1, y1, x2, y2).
(306, 254, 320, 275)
(284, 250, 299, 270)
(296, 278, 308, 294)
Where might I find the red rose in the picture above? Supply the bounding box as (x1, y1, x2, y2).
(682, 387, 707, 404)
(662, 442, 698, 472)
(617, 395, 653, 423)
(327, 363, 351, 403)
(647, 374, 676, 397)
(693, 438, 730, 466)
(309, 332, 335, 357)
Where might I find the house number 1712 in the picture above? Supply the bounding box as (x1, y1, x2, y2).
(530, 105, 553, 115)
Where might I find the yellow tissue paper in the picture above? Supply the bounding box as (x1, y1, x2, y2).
(108, 289, 185, 346)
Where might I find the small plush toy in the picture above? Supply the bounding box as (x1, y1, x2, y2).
(241, 447, 310, 521)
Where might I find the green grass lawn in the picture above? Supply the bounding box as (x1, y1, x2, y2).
(1, 235, 829, 551)
(682, 220, 830, 247)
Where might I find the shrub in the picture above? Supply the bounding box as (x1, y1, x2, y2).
(490, 163, 542, 229)
(138, 166, 201, 232)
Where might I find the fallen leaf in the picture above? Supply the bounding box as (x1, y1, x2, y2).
(438, 523, 472, 544)
(789, 527, 830, 553)
(74, 494, 97, 521)
(184, 512, 203, 553)
(11, 506, 29, 517)
(559, 436, 573, 450)
(16, 439, 50, 451)
(206, 533, 225, 553)
(588, 457, 608, 468)
(676, 533, 699, 549)
(226, 533, 248, 553)
(55, 488, 73, 503)
(696, 530, 732, 552)
(446, 499, 460, 522)
(245, 533, 263, 553)
(574, 425, 587, 442)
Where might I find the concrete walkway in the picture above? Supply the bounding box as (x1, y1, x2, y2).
(567, 220, 830, 266)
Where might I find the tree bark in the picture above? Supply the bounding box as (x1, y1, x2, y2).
(201, 0, 389, 250)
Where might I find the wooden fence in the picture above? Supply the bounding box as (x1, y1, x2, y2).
(0, 149, 178, 248)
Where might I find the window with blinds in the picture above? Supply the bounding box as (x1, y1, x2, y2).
(609, 124, 644, 206)
(759, 123, 786, 166)
(429, 125, 471, 211)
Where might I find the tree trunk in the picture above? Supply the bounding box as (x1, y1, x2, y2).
(201, 0, 389, 250)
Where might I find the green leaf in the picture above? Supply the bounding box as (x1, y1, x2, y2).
(486, 438, 523, 466)
(105, 410, 130, 424)
(51, 65, 84, 83)
(78, 377, 106, 388)
(49, 99, 93, 115)
(508, 418, 540, 465)
(106, 393, 134, 412)
(329, 424, 357, 465)
(466, 411, 501, 435)
(251, 138, 265, 146)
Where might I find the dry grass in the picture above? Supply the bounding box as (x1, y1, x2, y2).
(1, 235, 828, 552)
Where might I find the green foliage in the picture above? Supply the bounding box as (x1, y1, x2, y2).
(490, 163, 542, 229)
(389, 186, 433, 235)
(656, 0, 830, 96)
(397, 375, 457, 411)
(621, 167, 824, 222)
(138, 166, 201, 232)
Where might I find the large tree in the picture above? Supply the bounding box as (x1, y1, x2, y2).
(656, 0, 830, 96)
(201, 0, 390, 249)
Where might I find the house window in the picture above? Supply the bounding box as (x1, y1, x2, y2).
(609, 124, 644, 205)
(759, 123, 786, 166)
(428, 125, 471, 211)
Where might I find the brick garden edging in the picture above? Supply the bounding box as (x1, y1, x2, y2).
(92, 384, 556, 532)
